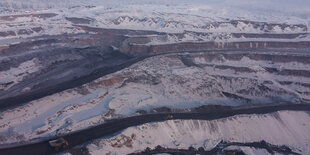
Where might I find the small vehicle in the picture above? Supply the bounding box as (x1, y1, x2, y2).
(167, 114, 173, 119)
(49, 137, 69, 151)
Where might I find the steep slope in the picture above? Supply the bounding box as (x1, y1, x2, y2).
(0, 1, 309, 153)
(1, 51, 309, 146)
(87, 111, 310, 154)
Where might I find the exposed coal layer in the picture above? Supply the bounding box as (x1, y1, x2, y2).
(1, 27, 310, 110)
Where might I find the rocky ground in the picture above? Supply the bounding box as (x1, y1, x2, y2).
(0, 1, 310, 155)
(1, 49, 310, 149)
(85, 111, 310, 155)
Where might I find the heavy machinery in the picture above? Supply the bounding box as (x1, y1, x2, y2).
(167, 114, 174, 119)
(49, 137, 69, 151)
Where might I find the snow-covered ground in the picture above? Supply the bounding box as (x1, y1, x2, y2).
(0, 52, 309, 146)
(87, 110, 310, 154)
(140, 32, 310, 46)
(0, 0, 309, 153)
(2, 0, 310, 23)
(0, 58, 41, 90)
(0, 0, 309, 43)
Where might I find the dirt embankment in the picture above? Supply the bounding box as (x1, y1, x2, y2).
(121, 41, 310, 56)
(0, 13, 57, 21)
(65, 17, 92, 24)
(130, 140, 299, 155)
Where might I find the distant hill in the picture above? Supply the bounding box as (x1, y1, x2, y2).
(0, 0, 87, 11)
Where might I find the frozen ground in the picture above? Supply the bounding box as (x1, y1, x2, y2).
(1, 0, 310, 23)
(86, 110, 310, 154)
(0, 51, 309, 146)
(0, 58, 41, 91)
(0, 0, 309, 43)
(0, 0, 309, 153)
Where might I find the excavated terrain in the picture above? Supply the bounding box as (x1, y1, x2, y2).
(0, 2, 310, 154)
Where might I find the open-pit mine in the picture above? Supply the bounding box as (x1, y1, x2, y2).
(0, 0, 310, 155)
